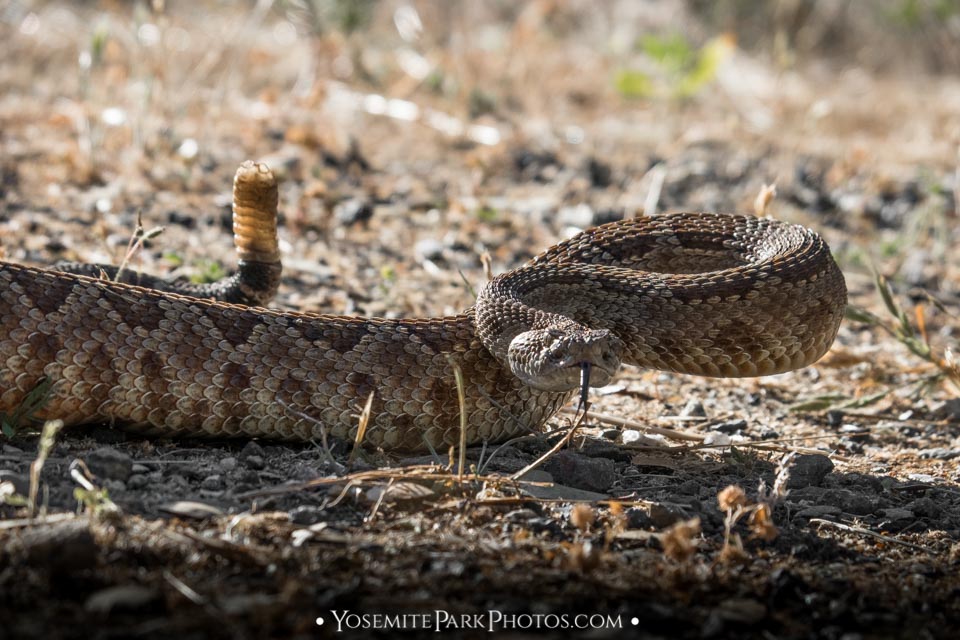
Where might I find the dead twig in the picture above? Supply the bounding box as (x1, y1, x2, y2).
(809, 518, 936, 554)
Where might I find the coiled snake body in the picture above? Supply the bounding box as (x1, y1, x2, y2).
(0, 163, 846, 451)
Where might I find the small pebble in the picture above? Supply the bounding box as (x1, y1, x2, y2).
(200, 475, 225, 491)
(712, 419, 746, 434)
(625, 507, 653, 529)
(680, 399, 707, 418)
(542, 451, 616, 493)
(649, 502, 693, 528)
(0, 470, 30, 495)
(127, 475, 149, 490)
(239, 442, 263, 459)
(786, 454, 834, 489)
(334, 198, 373, 226)
(414, 238, 445, 262)
(244, 455, 265, 470)
(85, 447, 134, 482)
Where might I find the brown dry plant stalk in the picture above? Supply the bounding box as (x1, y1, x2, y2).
(28, 419, 65, 517)
(661, 517, 701, 562)
(848, 273, 960, 396)
(716, 453, 794, 561)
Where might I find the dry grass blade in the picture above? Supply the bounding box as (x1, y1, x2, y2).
(114, 211, 164, 283)
(809, 518, 936, 554)
(28, 419, 64, 518)
(446, 355, 468, 481)
(640, 162, 666, 217)
(753, 182, 777, 217)
(850, 271, 960, 395)
(350, 391, 375, 464)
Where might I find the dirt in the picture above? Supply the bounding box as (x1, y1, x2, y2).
(1, 2, 960, 639)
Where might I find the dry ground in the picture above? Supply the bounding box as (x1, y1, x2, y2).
(1, 2, 959, 639)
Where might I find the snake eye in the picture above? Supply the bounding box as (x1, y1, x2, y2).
(548, 342, 564, 359)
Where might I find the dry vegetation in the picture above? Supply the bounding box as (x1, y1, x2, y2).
(1, 1, 960, 638)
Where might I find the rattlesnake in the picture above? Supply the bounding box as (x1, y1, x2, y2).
(0, 162, 847, 451)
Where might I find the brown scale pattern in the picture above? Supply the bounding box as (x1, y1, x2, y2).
(476, 213, 847, 381)
(0, 164, 846, 452)
(0, 266, 568, 450)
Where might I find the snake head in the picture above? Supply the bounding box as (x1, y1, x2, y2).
(507, 328, 623, 392)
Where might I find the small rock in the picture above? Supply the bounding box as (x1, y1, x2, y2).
(414, 238, 445, 262)
(200, 475, 225, 491)
(906, 473, 937, 484)
(621, 429, 644, 445)
(219, 456, 238, 472)
(0, 470, 30, 496)
(676, 480, 700, 495)
(289, 505, 326, 525)
(334, 198, 373, 226)
(159, 501, 224, 520)
(822, 489, 876, 516)
(542, 451, 616, 493)
(626, 507, 653, 529)
(907, 498, 939, 519)
(103, 479, 126, 494)
(85, 447, 133, 482)
(680, 399, 707, 418)
(239, 442, 263, 459)
(649, 502, 694, 528)
(703, 433, 731, 446)
(236, 470, 261, 486)
(127, 474, 149, 490)
(712, 419, 747, 434)
(786, 454, 834, 489)
(130, 464, 151, 475)
(839, 424, 867, 437)
(601, 429, 621, 441)
(244, 455, 265, 470)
